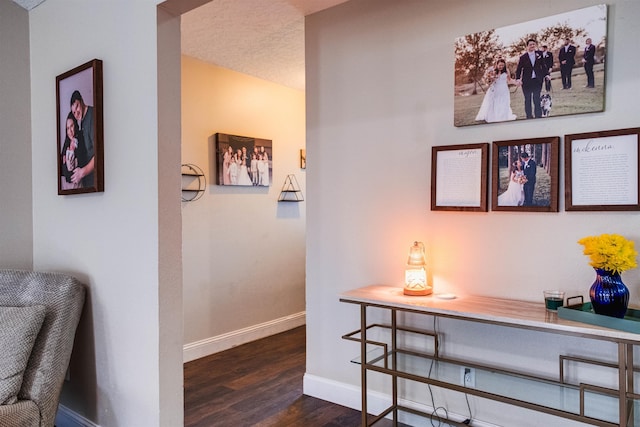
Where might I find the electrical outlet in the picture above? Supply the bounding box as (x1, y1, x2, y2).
(461, 367, 475, 388)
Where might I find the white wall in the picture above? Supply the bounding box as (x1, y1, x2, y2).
(304, 1, 640, 426)
(29, 1, 183, 425)
(0, 0, 33, 269)
(181, 56, 306, 356)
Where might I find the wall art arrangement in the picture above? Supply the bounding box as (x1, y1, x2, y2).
(454, 4, 607, 127)
(215, 133, 272, 186)
(56, 59, 104, 195)
(492, 137, 559, 212)
(431, 143, 488, 212)
(565, 128, 640, 211)
(432, 128, 639, 213)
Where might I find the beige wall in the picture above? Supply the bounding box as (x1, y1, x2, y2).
(0, 0, 33, 269)
(305, 1, 640, 426)
(181, 56, 306, 351)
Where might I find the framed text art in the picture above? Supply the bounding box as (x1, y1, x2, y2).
(215, 133, 272, 186)
(565, 128, 640, 211)
(431, 143, 489, 212)
(492, 137, 559, 212)
(56, 59, 104, 195)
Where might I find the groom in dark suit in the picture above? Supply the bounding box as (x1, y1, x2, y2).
(516, 39, 547, 119)
(558, 37, 576, 89)
(521, 152, 537, 206)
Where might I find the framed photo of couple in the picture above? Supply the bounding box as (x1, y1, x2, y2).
(454, 4, 607, 127)
(56, 59, 104, 195)
(565, 128, 640, 211)
(491, 137, 559, 212)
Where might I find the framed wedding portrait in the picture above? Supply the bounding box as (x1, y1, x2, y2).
(491, 137, 559, 212)
(56, 58, 104, 195)
(565, 128, 640, 211)
(431, 143, 489, 212)
(454, 4, 607, 127)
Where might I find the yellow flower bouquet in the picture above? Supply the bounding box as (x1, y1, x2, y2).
(578, 233, 638, 274)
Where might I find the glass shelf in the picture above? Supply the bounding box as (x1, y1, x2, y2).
(341, 288, 640, 427)
(352, 346, 639, 426)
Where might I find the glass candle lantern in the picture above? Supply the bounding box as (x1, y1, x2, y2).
(404, 241, 431, 296)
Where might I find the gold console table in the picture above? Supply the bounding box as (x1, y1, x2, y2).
(340, 285, 640, 427)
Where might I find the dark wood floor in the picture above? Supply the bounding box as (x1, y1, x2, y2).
(184, 326, 395, 427)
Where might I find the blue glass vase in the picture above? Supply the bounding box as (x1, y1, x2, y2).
(589, 268, 629, 318)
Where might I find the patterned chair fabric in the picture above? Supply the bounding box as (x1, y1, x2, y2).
(0, 270, 85, 427)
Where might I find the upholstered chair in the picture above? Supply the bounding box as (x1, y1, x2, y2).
(0, 270, 85, 427)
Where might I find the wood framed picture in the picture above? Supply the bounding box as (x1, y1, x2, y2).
(492, 136, 559, 212)
(431, 143, 489, 212)
(56, 59, 104, 195)
(565, 128, 640, 211)
(215, 133, 272, 186)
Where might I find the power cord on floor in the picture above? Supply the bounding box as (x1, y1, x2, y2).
(426, 316, 448, 427)
(426, 316, 474, 427)
(463, 388, 472, 424)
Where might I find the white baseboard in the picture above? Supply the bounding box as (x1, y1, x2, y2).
(303, 373, 384, 412)
(55, 404, 99, 427)
(183, 311, 306, 362)
(302, 373, 500, 427)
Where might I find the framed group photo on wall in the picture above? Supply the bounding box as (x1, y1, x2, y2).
(565, 128, 640, 211)
(215, 133, 272, 187)
(56, 59, 104, 195)
(454, 4, 607, 127)
(431, 143, 489, 212)
(492, 137, 559, 212)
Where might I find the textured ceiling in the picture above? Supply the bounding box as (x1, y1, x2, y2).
(12, 0, 348, 91)
(181, 0, 349, 91)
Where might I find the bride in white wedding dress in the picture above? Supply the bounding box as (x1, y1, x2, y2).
(237, 150, 253, 186)
(498, 160, 526, 206)
(475, 59, 517, 123)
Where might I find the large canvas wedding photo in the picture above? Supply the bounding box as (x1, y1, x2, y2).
(454, 4, 607, 127)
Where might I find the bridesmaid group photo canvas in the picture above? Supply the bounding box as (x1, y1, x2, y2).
(215, 133, 272, 187)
